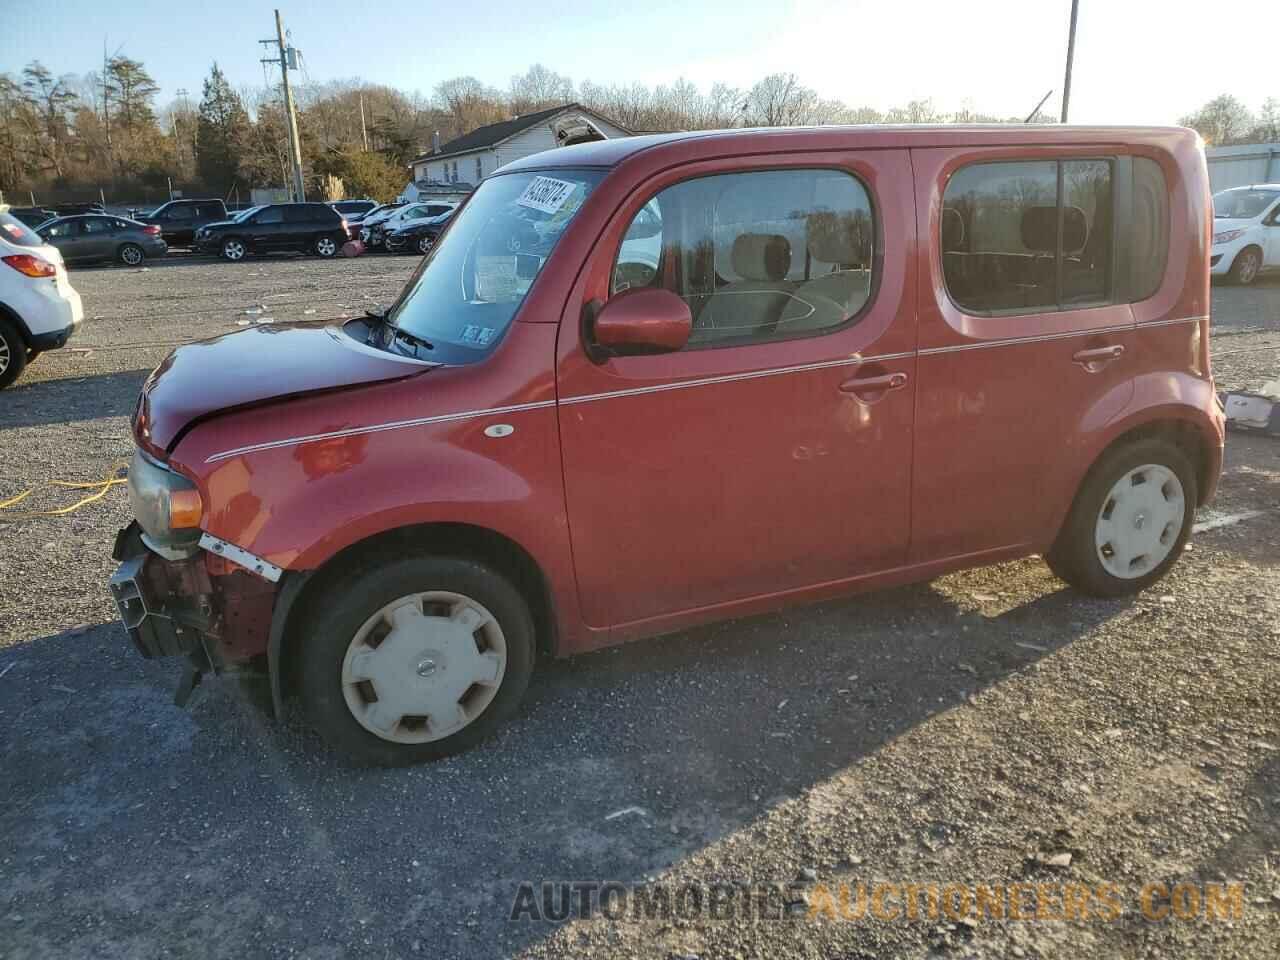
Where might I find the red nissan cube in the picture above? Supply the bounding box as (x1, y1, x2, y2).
(111, 125, 1223, 765)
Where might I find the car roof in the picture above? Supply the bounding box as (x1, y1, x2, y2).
(500, 124, 1202, 174)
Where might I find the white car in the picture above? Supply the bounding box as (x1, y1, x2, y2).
(0, 208, 83, 389)
(1210, 184, 1280, 285)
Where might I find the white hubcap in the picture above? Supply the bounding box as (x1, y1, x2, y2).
(225, 241, 244, 260)
(341, 591, 506, 744)
(0, 333, 9, 374)
(1095, 463, 1185, 579)
(318, 238, 335, 255)
(123, 247, 141, 264)
(418, 237, 432, 253)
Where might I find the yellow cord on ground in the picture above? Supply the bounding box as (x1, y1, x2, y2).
(0, 461, 129, 521)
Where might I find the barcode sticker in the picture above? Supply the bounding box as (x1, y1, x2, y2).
(516, 176, 577, 214)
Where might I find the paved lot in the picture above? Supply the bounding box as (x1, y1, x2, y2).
(1, 255, 1278, 960)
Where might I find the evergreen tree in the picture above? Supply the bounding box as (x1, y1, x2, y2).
(196, 63, 250, 194)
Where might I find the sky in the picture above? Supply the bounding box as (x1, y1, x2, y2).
(1, 0, 1272, 125)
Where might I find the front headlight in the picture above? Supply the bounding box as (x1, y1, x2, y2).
(128, 450, 203, 548)
(1213, 229, 1246, 245)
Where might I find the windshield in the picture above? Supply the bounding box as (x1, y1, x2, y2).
(232, 205, 264, 223)
(388, 169, 602, 361)
(1213, 189, 1279, 219)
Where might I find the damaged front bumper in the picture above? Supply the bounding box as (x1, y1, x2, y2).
(108, 522, 281, 704)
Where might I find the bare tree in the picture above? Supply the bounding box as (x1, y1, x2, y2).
(1179, 94, 1255, 146)
(509, 64, 574, 115)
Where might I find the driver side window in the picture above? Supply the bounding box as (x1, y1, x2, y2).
(610, 168, 876, 349)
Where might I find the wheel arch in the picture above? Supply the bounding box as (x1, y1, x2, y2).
(268, 521, 560, 716)
(1050, 413, 1220, 555)
(0, 300, 32, 347)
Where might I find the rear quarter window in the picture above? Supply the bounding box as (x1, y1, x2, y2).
(1129, 157, 1169, 302)
(0, 213, 44, 248)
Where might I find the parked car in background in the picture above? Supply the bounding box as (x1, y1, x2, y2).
(7, 207, 58, 229)
(384, 210, 454, 254)
(193, 202, 349, 261)
(37, 214, 167, 266)
(357, 202, 410, 247)
(329, 199, 377, 223)
(110, 125, 1222, 766)
(136, 198, 230, 247)
(1210, 184, 1280, 285)
(54, 201, 105, 216)
(0, 208, 82, 389)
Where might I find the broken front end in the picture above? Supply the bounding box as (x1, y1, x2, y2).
(108, 450, 279, 704)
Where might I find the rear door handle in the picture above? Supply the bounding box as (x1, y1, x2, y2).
(839, 371, 909, 402)
(1072, 344, 1125, 371)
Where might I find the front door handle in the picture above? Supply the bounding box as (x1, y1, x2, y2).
(1072, 344, 1125, 372)
(839, 371, 909, 402)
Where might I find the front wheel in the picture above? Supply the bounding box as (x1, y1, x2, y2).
(0, 316, 28, 390)
(298, 554, 535, 766)
(1046, 438, 1197, 597)
(417, 235, 434, 255)
(221, 238, 247, 261)
(1228, 247, 1262, 285)
(118, 243, 145, 266)
(314, 235, 338, 258)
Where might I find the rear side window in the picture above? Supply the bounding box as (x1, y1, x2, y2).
(612, 168, 876, 349)
(1130, 157, 1169, 302)
(942, 159, 1113, 314)
(255, 207, 285, 224)
(167, 205, 195, 220)
(0, 213, 43, 247)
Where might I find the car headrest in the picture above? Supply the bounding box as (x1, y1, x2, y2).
(1020, 205, 1088, 253)
(941, 208, 965, 251)
(805, 211, 869, 266)
(732, 233, 791, 282)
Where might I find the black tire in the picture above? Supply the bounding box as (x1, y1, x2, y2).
(313, 234, 339, 258)
(1227, 246, 1262, 285)
(118, 242, 145, 266)
(1045, 438, 1197, 598)
(297, 554, 535, 766)
(0, 316, 28, 390)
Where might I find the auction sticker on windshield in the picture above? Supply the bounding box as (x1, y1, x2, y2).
(517, 177, 578, 215)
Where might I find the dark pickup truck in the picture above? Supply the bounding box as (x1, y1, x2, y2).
(136, 199, 229, 247)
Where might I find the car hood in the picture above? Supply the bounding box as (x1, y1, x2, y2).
(1211, 217, 1253, 236)
(137, 321, 432, 451)
(196, 218, 242, 232)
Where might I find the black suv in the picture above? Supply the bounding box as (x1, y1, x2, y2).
(192, 203, 349, 261)
(136, 198, 229, 247)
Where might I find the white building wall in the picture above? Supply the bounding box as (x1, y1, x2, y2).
(1206, 143, 1280, 192)
(411, 111, 631, 184)
(494, 116, 629, 169)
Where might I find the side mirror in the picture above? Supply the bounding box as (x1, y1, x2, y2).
(584, 288, 691, 363)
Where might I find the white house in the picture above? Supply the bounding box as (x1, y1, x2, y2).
(409, 104, 629, 188)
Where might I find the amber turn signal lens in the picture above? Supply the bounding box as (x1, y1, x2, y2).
(168, 489, 203, 528)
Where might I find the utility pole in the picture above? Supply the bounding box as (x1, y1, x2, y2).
(359, 93, 369, 152)
(1061, 0, 1080, 123)
(261, 10, 306, 201)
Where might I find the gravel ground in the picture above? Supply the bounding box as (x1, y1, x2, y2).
(0, 254, 1277, 960)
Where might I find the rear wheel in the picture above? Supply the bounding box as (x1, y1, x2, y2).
(417, 235, 433, 255)
(297, 554, 535, 766)
(118, 243, 144, 266)
(0, 317, 29, 390)
(1046, 438, 1196, 597)
(221, 237, 247, 261)
(1228, 246, 1262, 285)
(314, 234, 338, 257)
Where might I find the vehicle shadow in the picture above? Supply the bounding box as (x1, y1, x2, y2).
(0, 566, 1132, 959)
(0, 367, 149, 431)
